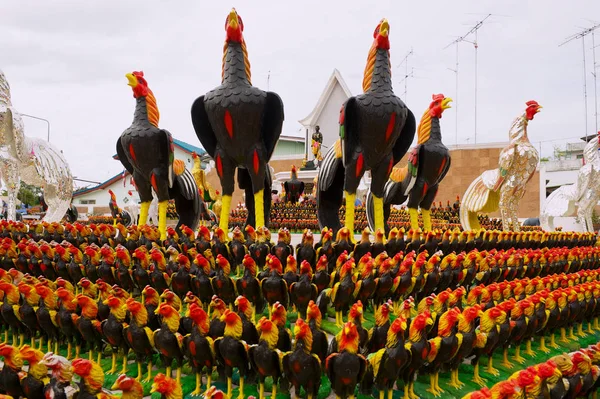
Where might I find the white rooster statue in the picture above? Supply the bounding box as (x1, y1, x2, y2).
(0, 69, 73, 222)
(460, 101, 542, 231)
(540, 132, 600, 232)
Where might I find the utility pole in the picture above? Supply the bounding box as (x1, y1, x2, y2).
(444, 13, 491, 145)
(592, 31, 598, 133)
(396, 48, 413, 103)
(559, 22, 600, 137)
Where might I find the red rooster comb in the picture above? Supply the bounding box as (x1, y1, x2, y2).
(525, 100, 542, 120)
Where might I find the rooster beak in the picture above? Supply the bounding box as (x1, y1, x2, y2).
(125, 73, 137, 87)
(150, 385, 157, 394)
(111, 381, 119, 390)
(442, 97, 453, 110)
(228, 9, 239, 29)
(537, 105, 543, 112)
(379, 19, 389, 37)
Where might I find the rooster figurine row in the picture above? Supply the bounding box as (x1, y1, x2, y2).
(0, 217, 598, 398)
(462, 344, 600, 399)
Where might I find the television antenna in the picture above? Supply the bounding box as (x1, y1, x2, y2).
(559, 22, 600, 137)
(396, 48, 414, 103)
(444, 13, 492, 145)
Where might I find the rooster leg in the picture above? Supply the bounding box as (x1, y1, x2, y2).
(408, 208, 419, 231)
(139, 202, 151, 226)
(379, 391, 384, 399)
(409, 381, 419, 399)
(403, 384, 410, 399)
(594, 317, 599, 330)
(525, 340, 535, 356)
(89, 349, 94, 361)
(66, 342, 72, 360)
(472, 362, 487, 387)
(577, 323, 586, 337)
(372, 195, 385, 235)
(30, 336, 35, 348)
(426, 374, 437, 396)
(486, 356, 499, 376)
(18, 333, 24, 347)
(54, 341, 59, 354)
(387, 388, 393, 399)
(108, 352, 117, 374)
(344, 192, 356, 234)
(97, 351, 102, 367)
(569, 326, 576, 340)
(237, 376, 245, 399)
(3, 330, 7, 343)
(560, 328, 568, 343)
(254, 189, 265, 229)
(38, 336, 44, 351)
(435, 373, 444, 394)
(143, 361, 153, 383)
(166, 366, 172, 378)
(136, 362, 142, 381)
(176, 367, 181, 384)
(158, 201, 168, 241)
(205, 374, 211, 395)
(513, 346, 526, 364)
(121, 352, 128, 374)
(191, 373, 201, 396)
(539, 337, 550, 353)
(588, 321, 595, 334)
(227, 376, 233, 397)
(75, 344, 81, 359)
(271, 384, 276, 398)
(421, 209, 432, 232)
(549, 333, 559, 348)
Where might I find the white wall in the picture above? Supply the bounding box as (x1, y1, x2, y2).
(75, 147, 196, 215)
(309, 83, 349, 157)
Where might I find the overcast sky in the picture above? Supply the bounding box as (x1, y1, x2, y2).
(1, 0, 599, 187)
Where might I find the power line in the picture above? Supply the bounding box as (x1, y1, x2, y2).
(396, 48, 413, 103)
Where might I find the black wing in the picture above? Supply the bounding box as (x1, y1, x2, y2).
(340, 97, 358, 168)
(116, 137, 134, 175)
(299, 181, 305, 195)
(392, 108, 416, 164)
(191, 96, 218, 158)
(262, 92, 285, 161)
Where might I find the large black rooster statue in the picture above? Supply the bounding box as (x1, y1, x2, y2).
(284, 165, 304, 203)
(191, 8, 284, 234)
(366, 94, 452, 233)
(116, 71, 202, 240)
(316, 19, 415, 235)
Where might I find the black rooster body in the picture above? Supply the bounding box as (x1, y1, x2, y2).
(317, 19, 415, 235)
(191, 9, 284, 231)
(117, 71, 201, 241)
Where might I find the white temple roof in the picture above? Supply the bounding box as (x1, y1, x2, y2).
(298, 68, 352, 127)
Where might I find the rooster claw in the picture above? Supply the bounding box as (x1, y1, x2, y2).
(472, 376, 487, 387)
(486, 367, 500, 377)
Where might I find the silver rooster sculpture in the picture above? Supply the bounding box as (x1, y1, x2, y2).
(0, 69, 73, 222)
(540, 132, 600, 232)
(460, 101, 542, 231)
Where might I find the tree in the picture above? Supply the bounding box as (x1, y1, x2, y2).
(17, 183, 42, 207)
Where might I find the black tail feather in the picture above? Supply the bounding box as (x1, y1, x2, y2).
(316, 151, 344, 234)
(170, 169, 201, 232)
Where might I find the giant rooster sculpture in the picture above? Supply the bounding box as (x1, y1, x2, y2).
(366, 94, 452, 233)
(460, 101, 542, 231)
(116, 71, 202, 240)
(316, 19, 415, 235)
(0, 69, 73, 222)
(191, 8, 284, 233)
(284, 165, 305, 203)
(541, 132, 600, 232)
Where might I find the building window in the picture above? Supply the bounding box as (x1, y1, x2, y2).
(79, 199, 96, 205)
